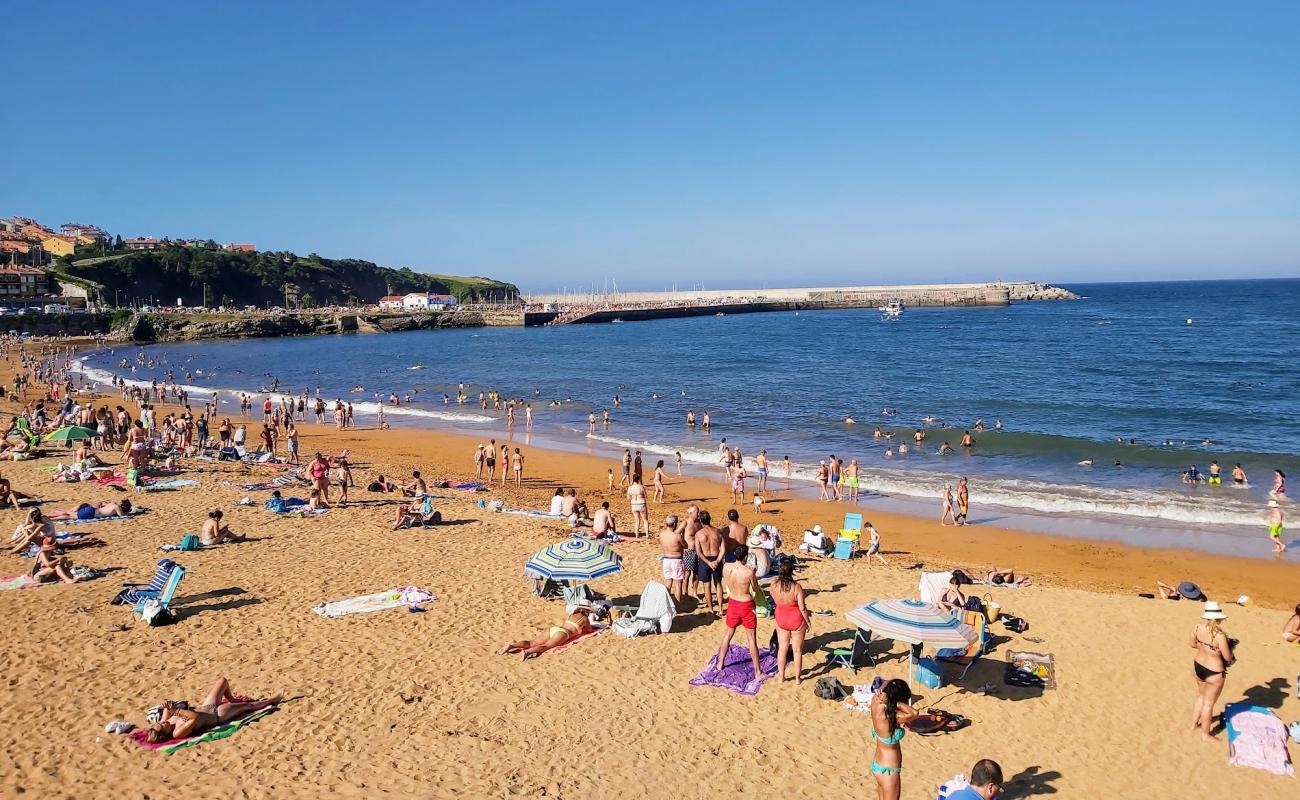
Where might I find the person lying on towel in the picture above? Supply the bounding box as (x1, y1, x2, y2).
(146, 677, 283, 743)
(497, 607, 595, 660)
(44, 498, 132, 521)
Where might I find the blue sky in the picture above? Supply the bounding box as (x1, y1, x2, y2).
(5, 2, 1298, 291)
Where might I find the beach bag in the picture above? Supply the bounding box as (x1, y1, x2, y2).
(938, 774, 970, 799)
(914, 656, 943, 690)
(814, 677, 850, 701)
(1002, 615, 1029, 633)
(178, 534, 201, 552)
(138, 598, 175, 627)
(907, 709, 970, 736)
(962, 595, 985, 615)
(126, 468, 140, 487)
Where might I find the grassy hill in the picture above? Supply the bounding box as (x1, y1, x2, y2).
(55, 247, 518, 308)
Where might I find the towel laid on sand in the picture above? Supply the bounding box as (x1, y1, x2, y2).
(546, 625, 608, 655)
(226, 476, 303, 491)
(689, 644, 779, 696)
(436, 479, 487, 491)
(312, 586, 437, 618)
(140, 479, 199, 491)
(0, 574, 39, 590)
(126, 704, 276, 755)
(497, 508, 563, 519)
(1225, 703, 1294, 776)
(58, 509, 149, 526)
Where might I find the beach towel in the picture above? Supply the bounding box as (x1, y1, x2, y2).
(0, 574, 39, 590)
(58, 508, 149, 526)
(126, 705, 277, 755)
(689, 644, 779, 696)
(497, 508, 563, 519)
(311, 586, 437, 618)
(140, 479, 199, 491)
(276, 508, 329, 518)
(436, 479, 487, 491)
(21, 534, 106, 557)
(1225, 703, 1294, 776)
(226, 476, 302, 491)
(546, 625, 608, 655)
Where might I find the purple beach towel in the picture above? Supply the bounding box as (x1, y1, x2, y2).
(689, 644, 778, 696)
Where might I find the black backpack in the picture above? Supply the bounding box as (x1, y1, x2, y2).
(814, 677, 850, 701)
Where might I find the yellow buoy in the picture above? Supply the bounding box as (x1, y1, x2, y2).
(1186, 319, 1193, 325)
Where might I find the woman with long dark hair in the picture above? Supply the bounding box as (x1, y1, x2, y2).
(870, 678, 917, 800)
(767, 559, 810, 682)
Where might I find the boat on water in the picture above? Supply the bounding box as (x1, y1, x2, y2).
(879, 299, 904, 321)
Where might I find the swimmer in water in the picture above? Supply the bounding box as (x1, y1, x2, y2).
(845, 416, 856, 425)
(1207, 461, 1222, 485)
(1078, 458, 1094, 466)
(1232, 463, 1247, 485)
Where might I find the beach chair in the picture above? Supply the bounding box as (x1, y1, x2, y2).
(612, 580, 676, 637)
(937, 610, 986, 682)
(112, 559, 179, 605)
(832, 537, 856, 559)
(133, 564, 185, 616)
(840, 513, 863, 539)
(822, 629, 876, 672)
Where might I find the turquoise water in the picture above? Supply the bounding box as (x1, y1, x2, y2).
(77, 278, 1300, 555)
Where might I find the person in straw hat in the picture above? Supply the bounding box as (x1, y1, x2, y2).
(1189, 600, 1235, 741)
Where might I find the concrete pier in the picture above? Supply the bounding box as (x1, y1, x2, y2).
(524, 281, 1077, 326)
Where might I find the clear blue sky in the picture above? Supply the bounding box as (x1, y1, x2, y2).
(6, 2, 1298, 291)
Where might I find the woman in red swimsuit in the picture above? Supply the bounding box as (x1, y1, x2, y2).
(767, 559, 810, 682)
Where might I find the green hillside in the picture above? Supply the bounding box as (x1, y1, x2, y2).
(55, 247, 519, 308)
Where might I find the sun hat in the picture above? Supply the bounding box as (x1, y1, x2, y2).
(812, 524, 823, 534)
(1202, 601, 1227, 620)
(1177, 581, 1205, 601)
(747, 533, 764, 547)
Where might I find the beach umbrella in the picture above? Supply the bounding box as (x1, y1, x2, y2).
(42, 426, 98, 444)
(845, 598, 977, 649)
(524, 537, 622, 582)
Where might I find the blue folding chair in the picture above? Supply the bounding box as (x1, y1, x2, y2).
(112, 559, 178, 605)
(133, 564, 186, 615)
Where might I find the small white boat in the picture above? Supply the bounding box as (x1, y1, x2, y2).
(879, 300, 904, 320)
(407, 364, 425, 370)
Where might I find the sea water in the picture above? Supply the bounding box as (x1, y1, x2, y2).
(75, 278, 1300, 558)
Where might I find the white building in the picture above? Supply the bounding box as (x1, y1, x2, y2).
(401, 292, 458, 311)
(377, 295, 405, 311)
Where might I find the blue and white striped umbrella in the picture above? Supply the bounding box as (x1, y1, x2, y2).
(845, 598, 976, 648)
(524, 537, 623, 582)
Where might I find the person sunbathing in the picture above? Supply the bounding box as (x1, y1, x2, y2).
(146, 677, 283, 744)
(367, 474, 397, 493)
(986, 567, 1031, 586)
(1283, 603, 1300, 644)
(45, 498, 133, 521)
(497, 608, 594, 660)
(9, 508, 54, 554)
(31, 541, 82, 584)
(939, 576, 967, 612)
(200, 509, 245, 546)
(0, 472, 29, 510)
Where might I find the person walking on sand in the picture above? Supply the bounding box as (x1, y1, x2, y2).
(870, 678, 918, 800)
(941, 484, 956, 526)
(499, 443, 510, 485)
(1267, 499, 1286, 555)
(658, 514, 686, 602)
(626, 475, 649, 536)
(956, 477, 970, 526)
(713, 545, 762, 680)
(511, 448, 524, 488)
(652, 459, 666, 502)
(1190, 601, 1234, 741)
(864, 521, 888, 566)
(755, 450, 769, 493)
(618, 449, 631, 489)
(768, 559, 810, 682)
(731, 463, 747, 504)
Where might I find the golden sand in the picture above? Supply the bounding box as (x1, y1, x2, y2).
(0, 352, 1295, 799)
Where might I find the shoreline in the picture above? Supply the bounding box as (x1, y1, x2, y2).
(3, 342, 1298, 799)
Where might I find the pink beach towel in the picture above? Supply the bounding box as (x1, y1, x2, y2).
(545, 626, 607, 655)
(1226, 703, 1294, 777)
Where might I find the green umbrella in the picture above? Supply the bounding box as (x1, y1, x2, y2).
(42, 426, 98, 444)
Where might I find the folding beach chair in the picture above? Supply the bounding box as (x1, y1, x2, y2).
(833, 537, 856, 560)
(112, 559, 179, 605)
(840, 513, 863, 539)
(133, 564, 185, 616)
(937, 610, 986, 682)
(822, 629, 876, 673)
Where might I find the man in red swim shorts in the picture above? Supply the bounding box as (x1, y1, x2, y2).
(712, 546, 762, 679)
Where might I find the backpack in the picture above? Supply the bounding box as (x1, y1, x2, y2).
(178, 534, 201, 551)
(814, 677, 850, 701)
(963, 595, 986, 615)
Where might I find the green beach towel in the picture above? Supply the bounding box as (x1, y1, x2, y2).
(159, 707, 276, 755)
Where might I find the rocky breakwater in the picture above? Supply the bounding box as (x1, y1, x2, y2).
(115, 312, 360, 343)
(1007, 282, 1080, 301)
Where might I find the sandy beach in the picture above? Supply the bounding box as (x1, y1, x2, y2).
(1, 349, 1296, 799)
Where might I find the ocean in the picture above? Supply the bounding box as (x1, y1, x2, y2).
(75, 278, 1300, 558)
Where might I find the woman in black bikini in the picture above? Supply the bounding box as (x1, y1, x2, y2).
(1190, 601, 1234, 741)
(146, 677, 283, 743)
